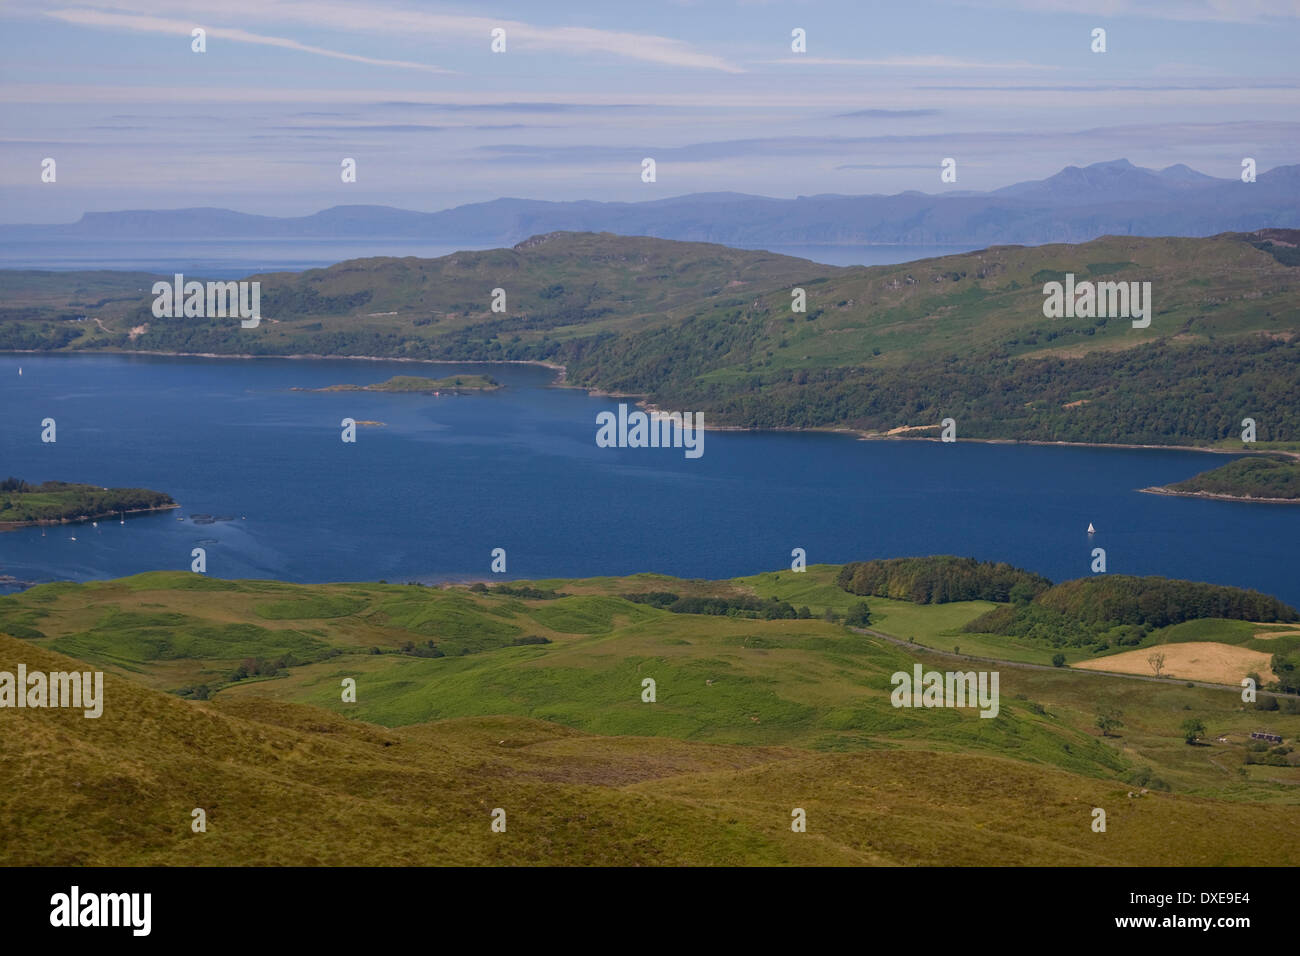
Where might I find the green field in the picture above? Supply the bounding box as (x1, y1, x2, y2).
(2, 561, 1298, 865)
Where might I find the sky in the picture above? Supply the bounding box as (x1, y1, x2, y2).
(1, 0, 1298, 222)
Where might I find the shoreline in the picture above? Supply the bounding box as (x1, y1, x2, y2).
(2, 347, 568, 383)
(637, 398, 1297, 458)
(1139, 486, 1300, 505)
(8, 348, 1296, 461)
(292, 383, 503, 395)
(0, 501, 180, 532)
(852, 434, 1300, 459)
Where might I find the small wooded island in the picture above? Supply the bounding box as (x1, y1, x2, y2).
(294, 374, 501, 394)
(1143, 455, 1300, 503)
(0, 478, 178, 529)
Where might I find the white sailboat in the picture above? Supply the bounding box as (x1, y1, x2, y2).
(1087, 522, 1096, 534)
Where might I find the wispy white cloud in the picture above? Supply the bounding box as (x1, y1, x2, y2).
(44, 8, 456, 72)
(466, 122, 1300, 165)
(42, 0, 744, 72)
(7, 82, 1297, 112)
(765, 55, 1057, 70)
(951, 0, 1300, 22)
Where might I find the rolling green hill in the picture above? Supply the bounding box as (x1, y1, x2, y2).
(3, 560, 1298, 869)
(12, 630, 1300, 866)
(3, 230, 1298, 452)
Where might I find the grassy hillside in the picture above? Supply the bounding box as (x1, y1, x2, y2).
(15, 632, 1300, 868)
(3, 561, 1298, 842)
(2, 230, 1297, 448)
(4, 626, 1300, 866)
(0, 233, 834, 356)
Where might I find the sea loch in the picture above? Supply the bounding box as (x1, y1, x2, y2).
(2, 353, 1298, 606)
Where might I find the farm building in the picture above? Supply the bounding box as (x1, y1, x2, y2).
(1249, 731, 1284, 745)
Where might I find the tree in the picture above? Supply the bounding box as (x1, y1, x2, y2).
(1052, 653, 1066, 668)
(1271, 653, 1298, 694)
(1095, 708, 1124, 737)
(1181, 717, 1206, 745)
(1147, 651, 1167, 678)
(844, 601, 872, 627)
(1009, 581, 1037, 606)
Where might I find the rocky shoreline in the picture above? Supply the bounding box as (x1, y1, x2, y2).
(1139, 486, 1300, 505)
(0, 502, 180, 532)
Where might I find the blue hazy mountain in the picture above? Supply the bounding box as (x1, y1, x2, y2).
(4, 159, 1296, 247)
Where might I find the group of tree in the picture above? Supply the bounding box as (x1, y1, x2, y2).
(837, 556, 1052, 605)
(1170, 456, 1300, 500)
(489, 584, 568, 600)
(621, 591, 809, 620)
(1270, 651, 1299, 694)
(554, 320, 1300, 448)
(965, 575, 1298, 655)
(966, 580, 1300, 691)
(228, 653, 299, 682)
(401, 639, 445, 658)
(0, 479, 175, 524)
(1032, 576, 1299, 629)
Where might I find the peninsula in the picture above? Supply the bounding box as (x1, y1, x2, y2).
(0, 478, 178, 530)
(1142, 456, 1300, 503)
(294, 374, 501, 394)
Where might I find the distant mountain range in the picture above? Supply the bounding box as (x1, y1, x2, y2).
(4, 159, 1297, 247)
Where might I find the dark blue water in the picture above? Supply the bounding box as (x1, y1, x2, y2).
(2, 353, 1298, 605)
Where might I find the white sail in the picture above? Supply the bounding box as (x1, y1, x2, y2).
(1087, 522, 1096, 533)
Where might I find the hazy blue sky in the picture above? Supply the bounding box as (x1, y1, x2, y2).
(2, 0, 1297, 221)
